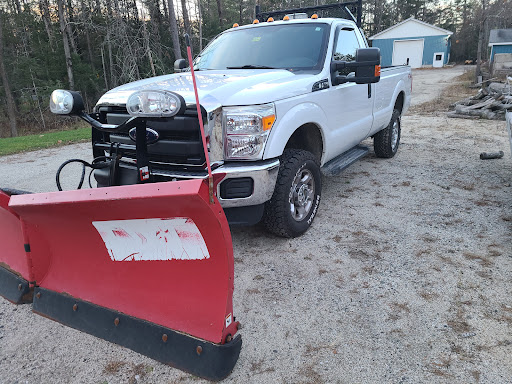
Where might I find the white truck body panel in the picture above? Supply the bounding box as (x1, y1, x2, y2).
(94, 17, 412, 209)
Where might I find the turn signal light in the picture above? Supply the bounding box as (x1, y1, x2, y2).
(262, 115, 276, 131)
(374, 65, 381, 77)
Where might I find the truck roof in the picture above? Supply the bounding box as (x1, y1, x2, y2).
(227, 17, 357, 32)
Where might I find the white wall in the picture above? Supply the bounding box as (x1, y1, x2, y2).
(374, 19, 450, 40)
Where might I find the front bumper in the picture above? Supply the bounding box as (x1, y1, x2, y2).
(149, 159, 280, 208)
(213, 159, 280, 208)
(97, 158, 280, 209)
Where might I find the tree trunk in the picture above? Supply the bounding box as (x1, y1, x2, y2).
(107, 28, 116, 87)
(475, 0, 486, 83)
(39, 0, 55, 52)
(65, 0, 78, 54)
(142, 19, 156, 77)
(81, 0, 95, 70)
(216, 0, 224, 26)
(197, 0, 203, 51)
(167, 0, 182, 59)
(57, 0, 75, 89)
(0, 12, 18, 137)
(181, 0, 191, 36)
(162, 0, 168, 22)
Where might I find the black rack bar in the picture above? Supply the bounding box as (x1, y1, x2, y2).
(255, 0, 363, 27)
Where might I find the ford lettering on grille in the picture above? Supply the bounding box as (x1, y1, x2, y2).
(128, 127, 160, 144)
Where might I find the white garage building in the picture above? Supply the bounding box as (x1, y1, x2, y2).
(369, 18, 453, 68)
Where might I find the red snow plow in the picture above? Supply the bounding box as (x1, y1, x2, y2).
(0, 36, 241, 381)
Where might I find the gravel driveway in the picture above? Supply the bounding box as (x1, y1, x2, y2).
(1, 66, 511, 384)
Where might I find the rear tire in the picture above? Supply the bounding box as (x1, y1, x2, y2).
(263, 149, 321, 238)
(374, 109, 401, 158)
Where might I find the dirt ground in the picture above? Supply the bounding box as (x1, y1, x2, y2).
(0, 66, 511, 384)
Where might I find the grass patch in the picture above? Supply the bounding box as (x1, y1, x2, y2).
(0, 124, 90, 156)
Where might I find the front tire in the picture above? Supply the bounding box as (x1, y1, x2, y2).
(374, 109, 401, 158)
(263, 149, 321, 238)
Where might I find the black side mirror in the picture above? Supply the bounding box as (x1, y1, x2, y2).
(331, 47, 381, 86)
(174, 59, 187, 72)
(353, 48, 381, 84)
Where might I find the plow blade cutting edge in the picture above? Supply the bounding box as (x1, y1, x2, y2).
(2, 179, 241, 381)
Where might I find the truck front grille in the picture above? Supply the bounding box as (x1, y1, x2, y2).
(93, 106, 207, 169)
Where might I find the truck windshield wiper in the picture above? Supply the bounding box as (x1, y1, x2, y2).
(226, 65, 277, 69)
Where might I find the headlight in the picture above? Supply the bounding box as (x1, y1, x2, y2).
(223, 104, 276, 160)
(126, 90, 185, 117)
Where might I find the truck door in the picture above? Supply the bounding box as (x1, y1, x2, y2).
(325, 26, 374, 158)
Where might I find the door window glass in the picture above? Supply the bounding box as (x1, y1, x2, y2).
(333, 28, 361, 76)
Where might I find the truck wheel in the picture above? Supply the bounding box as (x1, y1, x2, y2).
(263, 149, 321, 238)
(374, 109, 401, 158)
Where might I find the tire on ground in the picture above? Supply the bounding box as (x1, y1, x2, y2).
(374, 108, 401, 158)
(263, 149, 321, 238)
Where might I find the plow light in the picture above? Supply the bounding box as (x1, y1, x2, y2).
(50, 90, 84, 115)
(127, 90, 185, 118)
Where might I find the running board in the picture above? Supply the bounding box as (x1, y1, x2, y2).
(321, 145, 369, 176)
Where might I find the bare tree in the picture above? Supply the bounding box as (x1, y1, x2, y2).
(81, 0, 95, 70)
(216, 0, 224, 26)
(39, 0, 55, 52)
(167, 0, 182, 59)
(57, 0, 75, 89)
(64, 0, 78, 54)
(0, 11, 18, 137)
(181, 0, 192, 36)
(475, 0, 486, 83)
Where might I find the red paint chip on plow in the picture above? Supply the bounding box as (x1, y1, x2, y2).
(92, 218, 210, 261)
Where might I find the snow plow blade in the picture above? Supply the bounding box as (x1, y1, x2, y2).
(0, 189, 33, 304)
(7, 179, 241, 381)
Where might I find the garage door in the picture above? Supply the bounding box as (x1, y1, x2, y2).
(392, 39, 424, 68)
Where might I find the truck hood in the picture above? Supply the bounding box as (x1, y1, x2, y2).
(96, 70, 318, 112)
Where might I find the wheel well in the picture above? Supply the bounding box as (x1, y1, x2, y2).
(394, 92, 405, 114)
(284, 123, 323, 163)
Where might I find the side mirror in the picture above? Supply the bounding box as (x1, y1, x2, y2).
(174, 59, 187, 72)
(49, 90, 85, 115)
(331, 47, 381, 86)
(353, 48, 381, 84)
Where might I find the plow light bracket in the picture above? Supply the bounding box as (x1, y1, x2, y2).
(50, 89, 139, 132)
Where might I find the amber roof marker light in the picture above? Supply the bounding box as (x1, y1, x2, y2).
(311, 13, 319, 19)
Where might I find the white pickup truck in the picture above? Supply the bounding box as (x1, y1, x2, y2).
(84, 14, 411, 238)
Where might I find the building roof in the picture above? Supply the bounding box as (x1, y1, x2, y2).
(489, 29, 512, 46)
(368, 17, 453, 40)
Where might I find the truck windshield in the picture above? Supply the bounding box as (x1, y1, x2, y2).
(194, 23, 330, 72)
